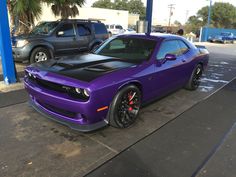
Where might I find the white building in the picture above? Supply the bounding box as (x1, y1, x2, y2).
(35, 4, 136, 29)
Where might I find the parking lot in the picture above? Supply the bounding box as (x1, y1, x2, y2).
(1, 42, 236, 177)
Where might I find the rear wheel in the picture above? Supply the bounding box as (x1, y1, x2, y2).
(30, 47, 51, 63)
(108, 85, 141, 128)
(185, 64, 203, 90)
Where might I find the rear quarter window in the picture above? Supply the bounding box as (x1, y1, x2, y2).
(178, 40, 189, 55)
(94, 23, 108, 34)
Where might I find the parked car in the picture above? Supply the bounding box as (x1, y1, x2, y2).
(208, 32, 235, 44)
(106, 24, 125, 36)
(123, 28, 136, 34)
(12, 19, 109, 63)
(24, 33, 209, 132)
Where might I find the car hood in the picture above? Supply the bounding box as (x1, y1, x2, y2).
(31, 54, 137, 82)
(15, 33, 46, 41)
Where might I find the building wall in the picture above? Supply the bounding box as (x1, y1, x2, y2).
(36, 4, 129, 29)
(200, 27, 236, 42)
(128, 14, 139, 26)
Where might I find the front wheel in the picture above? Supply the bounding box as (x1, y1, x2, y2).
(185, 64, 203, 90)
(108, 85, 141, 128)
(30, 47, 51, 63)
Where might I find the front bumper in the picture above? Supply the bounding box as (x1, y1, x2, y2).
(29, 98, 108, 132)
(24, 78, 109, 132)
(12, 46, 30, 62)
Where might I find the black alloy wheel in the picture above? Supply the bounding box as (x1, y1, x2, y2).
(109, 85, 141, 128)
(185, 64, 203, 90)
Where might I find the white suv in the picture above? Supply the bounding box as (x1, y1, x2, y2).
(106, 24, 125, 36)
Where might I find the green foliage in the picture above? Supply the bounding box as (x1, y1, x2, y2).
(128, 0, 146, 20)
(9, 0, 42, 32)
(92, 0, 146, 20)
(92, 0, 114, 9)
(173, 20, 182, 27)
(186, 2, 236, 33)
(44, 0, 85, 19)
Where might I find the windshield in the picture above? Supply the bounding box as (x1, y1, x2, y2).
(30, 22, 59, 35)
(95, 37, 157, 62)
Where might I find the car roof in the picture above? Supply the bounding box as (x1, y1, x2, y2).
(117, 33, 185, 40)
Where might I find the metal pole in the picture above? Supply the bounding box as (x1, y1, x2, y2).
(0, 0, 16, 84)
(146, 0, 153, 34)
(205, 0, 212, 41)
(207, 0, 212, 27)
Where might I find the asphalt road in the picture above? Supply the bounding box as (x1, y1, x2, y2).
(0, 43, 236, 177)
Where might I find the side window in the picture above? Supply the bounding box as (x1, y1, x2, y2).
(178, 40, 189, 55)
(94, 23, 107, 34)
(110, 25, 114, 29)
(109, 39, 126, 50)
(77, 24, 91, 36)
(115, 25, 123, 30)
(57, 24, 74, 37)
(156, 40, 181, 60)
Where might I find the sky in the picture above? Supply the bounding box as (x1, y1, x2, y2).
(84, 0, 236, 25)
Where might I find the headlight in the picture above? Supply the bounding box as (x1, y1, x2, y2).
(16, 40, 28, 48)
(73, 87, 90, 99)
(83, 89, 90, 97)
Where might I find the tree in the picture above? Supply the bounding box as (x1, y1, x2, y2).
(9, 0, 42, 33)
(185, 15, 203, 33)
(114, 0, 129, 11)
(92, 0, 146, 20)
(45, 0, 85, 19)
(92, 0, 113, 9)
(186, 2, 236, 33)
(173, 20, 182, 27)
(196, 2, 236, 28)
(128, 0, 146, 20)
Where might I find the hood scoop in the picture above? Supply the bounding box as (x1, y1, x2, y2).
(84, 64, 114, 72)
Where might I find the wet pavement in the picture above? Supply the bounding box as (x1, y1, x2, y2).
(0, 43, 236, 177)
(86, 79, 236, 177)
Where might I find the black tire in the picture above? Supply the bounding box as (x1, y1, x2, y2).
(185, 64, 203, 90)
(108, 85, 141, 128)
(30, 47, 51, 63)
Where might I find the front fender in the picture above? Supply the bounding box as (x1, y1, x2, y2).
(28, 40, 55, 56)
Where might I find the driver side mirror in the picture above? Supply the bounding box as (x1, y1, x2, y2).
(165, 53, 176, 61)
(57, 31, 64, 36)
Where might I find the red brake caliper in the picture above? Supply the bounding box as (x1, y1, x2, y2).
(128, 92, 134, 111)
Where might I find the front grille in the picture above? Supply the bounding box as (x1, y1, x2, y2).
(38, 101, 77, 119)
(30, 77, 66, 93)
(27, 75, 88, 101)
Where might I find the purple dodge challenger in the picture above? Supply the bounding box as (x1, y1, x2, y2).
(24, 34, 209, 132)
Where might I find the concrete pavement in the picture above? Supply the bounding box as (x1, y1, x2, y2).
(0, 43, 236, 177)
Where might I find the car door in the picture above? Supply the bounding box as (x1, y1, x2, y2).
(76, 23, 91, 52)
(52, 23, 79, 55)
(152, 39, 188, 97)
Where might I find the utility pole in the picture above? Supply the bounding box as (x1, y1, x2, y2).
(185, 10, 189, 24)
(168, 4, 175, 28)
(204, 0, 212, 41)
(207, 0, 212, 27)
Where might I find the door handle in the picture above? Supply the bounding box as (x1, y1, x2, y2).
(182, 59, 186, 62)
